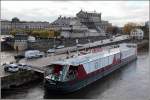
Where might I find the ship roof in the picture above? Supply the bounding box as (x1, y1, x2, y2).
(51, 48, 120, 66)
(51, 43, 136, 66)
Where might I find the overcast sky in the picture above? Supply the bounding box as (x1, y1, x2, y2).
(1, 1, 149, 27)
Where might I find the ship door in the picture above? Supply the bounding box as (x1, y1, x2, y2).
(66, 65, 78, 81)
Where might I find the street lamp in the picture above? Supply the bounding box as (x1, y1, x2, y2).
(53, 37, 56, 49)
(76, 39, 79, 55)
(88, 39, 91, 52)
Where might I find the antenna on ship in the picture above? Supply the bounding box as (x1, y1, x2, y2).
(66, 49, 70, 59)
(76, 39, 79, 55)
(88, 39, 91, 53)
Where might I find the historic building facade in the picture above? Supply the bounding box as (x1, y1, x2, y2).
(130, 28, 144, 40)
(49, 17, 89, 38)
(50, 10, 112, 38)
(1, 20, 12, 35)
(1, 17, 49, 35)
(145, 21, 150, 28)
(76, 10, 112, 32)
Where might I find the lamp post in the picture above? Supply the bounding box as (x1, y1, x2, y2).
(53, 37, 56, 49)
(76, 39, 79, 55)
(88, 39, 90, 52)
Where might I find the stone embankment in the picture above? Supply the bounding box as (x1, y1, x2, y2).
(137, 40, 149, 51)
(1, 70, 42, 89)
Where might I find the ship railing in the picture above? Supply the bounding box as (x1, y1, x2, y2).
(91, 48, 103, 53)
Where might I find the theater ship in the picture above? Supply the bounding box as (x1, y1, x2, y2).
(44, 43, 137, 93)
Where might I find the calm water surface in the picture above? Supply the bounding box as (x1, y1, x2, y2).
(1, 51, 150, 100)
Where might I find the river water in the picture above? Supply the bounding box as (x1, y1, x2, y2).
(1, 51, 150, 100)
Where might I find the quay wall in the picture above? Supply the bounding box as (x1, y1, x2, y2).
(28, 36, 107, 51)
(137, 40, 149, 51)
(1, 70, 42, 89)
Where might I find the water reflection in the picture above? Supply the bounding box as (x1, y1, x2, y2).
(1, 51, 150, 99)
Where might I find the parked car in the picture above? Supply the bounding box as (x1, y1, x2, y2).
(25, 50, 44, 59)
(4, 64, 19, 73)
(4, 64, 9, 71)
(14, 54, 25, 59)
(18, 63, 31, 70)
(110, 38, 113, 41)
(56, 45, 64, 49)
(36, 52, 44, 57)
(76, 44, 83, 47)
(47, 49, 55, 53)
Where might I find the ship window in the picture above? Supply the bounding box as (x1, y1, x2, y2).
(95, 61, 98, 69)
(99, 58, 102, 68)
(90, 61, 94, 72)
(103, 57, 107, 67)
(87, 61, 91, 73)
(101, 58, 104, 67)
(105, 56, 109, 66)
(47, 64, 64, 81)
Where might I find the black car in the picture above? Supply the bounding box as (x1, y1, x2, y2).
(14, 55, 25, 59)
(4, 64, 9, 71)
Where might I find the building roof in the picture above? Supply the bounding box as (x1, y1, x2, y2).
(0, 18, 49, 23)
(77, 9, 101, 15)
(0, 19, 10, 22)
(50, 16, 88, 30)
(130, 28, 144, 34)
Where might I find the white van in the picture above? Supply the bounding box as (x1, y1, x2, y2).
(18, 63, 31, 70)
(56, 45, 64, 49)
(25, 50, 44, 59)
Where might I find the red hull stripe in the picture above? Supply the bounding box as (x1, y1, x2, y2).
(77, 64, 87, 80)
(76, 60, 121, 80)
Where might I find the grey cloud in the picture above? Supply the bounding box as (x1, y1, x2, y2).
(1, 1, 149, 27)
